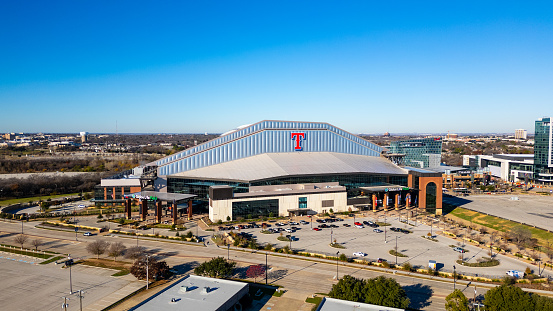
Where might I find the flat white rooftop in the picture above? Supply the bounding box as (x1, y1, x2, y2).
(317, 297, 405, 311)
(131, 275, 248, 311)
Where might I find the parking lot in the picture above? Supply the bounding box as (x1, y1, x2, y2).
(220, 212, 541, 279)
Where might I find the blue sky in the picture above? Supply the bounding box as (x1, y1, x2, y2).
(1, 1, 552, 134)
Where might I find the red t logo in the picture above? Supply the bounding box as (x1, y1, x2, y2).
(291, 132, 306, 151)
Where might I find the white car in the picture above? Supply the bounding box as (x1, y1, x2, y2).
(355, 224, 364, 229)
(285, 228, 294, 233)
(78, 204, 85, 208)
(353, 252, 367, 257)
(83, 232, 92, 236)
(373, 229, 383, 233)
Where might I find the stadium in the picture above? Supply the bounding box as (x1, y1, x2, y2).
(96, 120, 442, 222)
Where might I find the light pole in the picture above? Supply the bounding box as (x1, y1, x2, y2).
(76, 290, 84, 311)
(336, 251, 339, 280)
(395, 236, 398, 265)
(62, 297, 69, 311)
(265, 252, 268, 285)
(227, 243, 230, 260)
(453, 265, 456, 290)
(384, 211, 387, 243)
(68, 254, 73, 294)
(136, 230, 138, 246)
(146, 255, 150, 290)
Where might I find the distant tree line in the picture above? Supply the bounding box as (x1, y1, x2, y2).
(0, 174, 101, 199)
(0, 157, 141, 174)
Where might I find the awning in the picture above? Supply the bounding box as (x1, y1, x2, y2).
(124, 191, 196, 202)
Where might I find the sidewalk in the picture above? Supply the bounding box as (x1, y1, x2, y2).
(84, 280, 144, 311)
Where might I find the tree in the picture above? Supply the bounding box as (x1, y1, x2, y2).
(130, 256, 170, 281)
(445, 289, 469, 311)
(484, 285, 534, 311)
(246, 264, 265, 283)
(533, 294, 553, 311)
(86, 240, 109, 259)
(328, 275, 409, 309)
(194, 257, 236, 278)
(31, 239, 43, 251)
(508, 226, 532, 247)
(125, 246, 147, 261)
(108, 242, 127, 261)
(363, 276, 410, 309)
(14, 234, 28, 249)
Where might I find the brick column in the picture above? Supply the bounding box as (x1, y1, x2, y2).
(383, 193, 388, 211)
(156, 201, 162, 223)
(187, 200, 193, 220)
(372, 194, 377, 211)
(406, 193, 411, 208)
(395, 193, 399, 210)
(172, 200, 178, 224)
(125, 198, 131, 219)
(140, 200, 148, 221)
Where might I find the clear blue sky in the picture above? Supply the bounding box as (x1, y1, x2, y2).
(1, 1, 552, 134)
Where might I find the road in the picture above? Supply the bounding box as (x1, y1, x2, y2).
(0, 219, 500, 311)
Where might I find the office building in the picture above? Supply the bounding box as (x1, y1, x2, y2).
(388, 137, 442, 168)
(515, 129, 527, 140)
(534, 117, 553, 185)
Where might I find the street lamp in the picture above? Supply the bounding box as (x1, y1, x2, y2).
(384, 211, 387, 243)
(336, 251, 340, 280)
(227, 243, 230, 260)
(265, 252, 268, 285)
(453, 265, 456, 290)
(395, 236, 398, 265)
(76, 290, 84, 311)
(146, 255, 150, 290)
(68, 254, 73, 294)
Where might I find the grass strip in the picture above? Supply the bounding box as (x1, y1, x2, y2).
(449, 207, 553, 246)
(0, 246, 53, 259)
(40, 256, 64, 265)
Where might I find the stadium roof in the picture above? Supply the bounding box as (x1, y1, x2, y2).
(170, 152, 408, 182)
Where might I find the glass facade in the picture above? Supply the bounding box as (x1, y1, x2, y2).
(232, 199, 279, 220)
(168, 174, 408, 208)
(425, 182, 437, 213)
(298, 197, 307, 209)
(534, 118, 553, 183)
(389, 138, 442, 168)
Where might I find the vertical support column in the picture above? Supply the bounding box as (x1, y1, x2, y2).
(372, 194, 377, 211)
(140, 200, 147, 221)
(406, 193, 411, 208)
(188, 200, 193, 220)
(156, 201, 162, 223)
(383, 193, 388, 211)
(395, 193, 399, 210)
(172, 199, 177, 224)
(125, 198, 131, 219)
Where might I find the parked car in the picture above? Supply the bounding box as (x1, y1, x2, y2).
(355, 224, 364, 229)
(285, 228, 294, 233)
(353, 252, 367, 257)
(377, 258, 386, 263)
(83, 232, 92, 236)
(313, 228, 321, 231)
(453, 247, 465, 253)
(342, 224, 351, 227)
(506, 270, 524, 278)
(373, 229, 383, 233)
(290, 222, 299, 225)
(300, 220, 309, 225)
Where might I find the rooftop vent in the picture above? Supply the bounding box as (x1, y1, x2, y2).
(202, 286, 211, 294)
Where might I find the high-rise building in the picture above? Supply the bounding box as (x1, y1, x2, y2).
(533, 117, 553, 185)
(388, 137, 442, 168)
(515, 129, 527, 140)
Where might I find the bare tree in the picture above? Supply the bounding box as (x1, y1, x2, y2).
(86, 240, 109, 259)
(31, 239, 43, 251)
(125, 246, 147, 261)
(14, 234, 28, 250)
(108, 242, 127, 262)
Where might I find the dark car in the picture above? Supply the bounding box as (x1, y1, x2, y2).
(342, 224, 351, 227)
